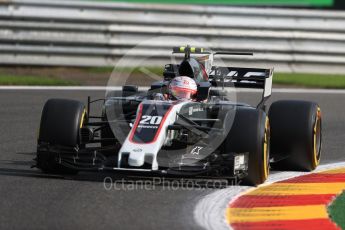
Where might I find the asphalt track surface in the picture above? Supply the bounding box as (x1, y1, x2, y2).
(0, 89, 344, 230)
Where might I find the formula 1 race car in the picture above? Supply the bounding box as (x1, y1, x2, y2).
(35, 46, 322, 185)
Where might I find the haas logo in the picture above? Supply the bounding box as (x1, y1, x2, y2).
(183, 80, 190, 86)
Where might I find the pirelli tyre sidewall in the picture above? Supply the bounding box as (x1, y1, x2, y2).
(224, 108, 269, 186)
(269, 100, 322, 171)
(37, 99, 86, 173)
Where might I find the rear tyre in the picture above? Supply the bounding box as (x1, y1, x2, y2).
(269, 100, 322, 171)
(223, 108, 270, 186)
(37, 99, 86, 174)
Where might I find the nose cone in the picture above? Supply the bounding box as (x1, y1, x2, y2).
(128, 151, 145, 167)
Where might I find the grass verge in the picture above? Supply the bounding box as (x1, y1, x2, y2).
(274, 73, 345, 89)
(0, 74, 79, 86)
(328, 191, 345, 229)
(88, 67, 345, 89)
(1, 67, 345, 88)
(87, 66, 163, 75)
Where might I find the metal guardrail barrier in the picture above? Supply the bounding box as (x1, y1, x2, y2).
(1, 0, 345, 73)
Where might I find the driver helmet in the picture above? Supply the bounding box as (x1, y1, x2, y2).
(169, 76, 197, 100)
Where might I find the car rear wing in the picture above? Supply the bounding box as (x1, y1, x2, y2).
(209, 66, 274, 107)
(172, 46, 253, 58)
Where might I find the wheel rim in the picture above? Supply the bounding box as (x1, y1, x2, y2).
(80, 109, 87, 128)
(313, 107, 322, 168)
(263, 117, 270, 180)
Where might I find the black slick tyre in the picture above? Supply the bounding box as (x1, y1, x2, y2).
(269, 100, 322, 171)
(37, 99, 86, 174)
(223, 108, 270, 186)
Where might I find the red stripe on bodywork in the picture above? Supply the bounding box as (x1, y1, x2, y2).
(231, 219, 340, 230)
(230, 194, 336, 208)
(278, 173, 345, 183)
(129, 103, 174, 144)
(128, 103, 143, 143)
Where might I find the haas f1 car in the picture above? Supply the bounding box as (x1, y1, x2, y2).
(35, 46, 322, 185)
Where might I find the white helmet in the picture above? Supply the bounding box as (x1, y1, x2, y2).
(169, 76, 197, 100)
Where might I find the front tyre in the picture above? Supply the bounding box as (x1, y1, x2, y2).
(223, 108, 270, 186)
(37, 99, 86, 174)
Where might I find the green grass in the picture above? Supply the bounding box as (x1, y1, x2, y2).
(94, 0, 332, 7)
(106, 69, 345, 89)
(274, 73, 345, 89)
(328, 191, 345, 229)
(87, 66, 163, 75)
(1, 68, 345, 88)
(0, 74, 79, 86)
(86, 67, 114, 74)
